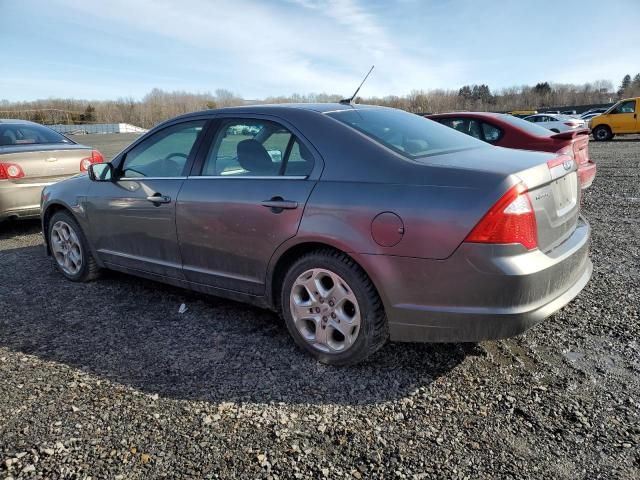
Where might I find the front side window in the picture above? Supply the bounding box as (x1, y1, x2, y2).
(120, 121, 205, 178)
(202, 119, 314, 177)
(612, 100, 636, 114)
(0, 124, 72, 146)
(327, 108, 482, 158)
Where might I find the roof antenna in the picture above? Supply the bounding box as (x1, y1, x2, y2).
(340, 65, 375, 105)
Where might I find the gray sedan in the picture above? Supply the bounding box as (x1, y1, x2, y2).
(41, 104, 592, 365)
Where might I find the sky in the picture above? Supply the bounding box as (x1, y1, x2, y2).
(1, 0, 639, 101)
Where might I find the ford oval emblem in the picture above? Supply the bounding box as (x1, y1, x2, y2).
(563, 159, 573, 171)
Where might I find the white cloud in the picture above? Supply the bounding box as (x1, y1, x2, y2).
(52, 0, 467, 97)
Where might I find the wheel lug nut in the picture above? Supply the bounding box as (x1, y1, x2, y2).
(329, 301, 334, 307)
(331, 313, 336, 319)
(322, 316, 328, 322)
(315, 307, 321, 313)
(309, 308, 314, 313)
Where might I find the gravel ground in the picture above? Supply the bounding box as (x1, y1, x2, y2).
(0, 137, 638, 479)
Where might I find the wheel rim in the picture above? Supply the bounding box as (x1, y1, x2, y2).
(596, 128, 607, 140)
(50, 220, 83, 275)
(289, 268, 361, 354)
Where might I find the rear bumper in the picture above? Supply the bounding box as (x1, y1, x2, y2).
(0, 181, 49, 220)
(578, 161, 597, 189)
(357, 216, 592, 342)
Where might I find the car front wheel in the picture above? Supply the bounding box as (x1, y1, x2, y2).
(48, 211, 100, 282)
(281, 249, 388, 365)
(593, 125, 613, 141)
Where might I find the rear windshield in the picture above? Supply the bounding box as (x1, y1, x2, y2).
(0, 123, 73, 146)
(326, 108, 483, 158)
(498, 114, 553, 137)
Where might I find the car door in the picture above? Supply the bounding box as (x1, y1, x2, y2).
(607, 100, 637, 133)
(85, 119, 208, 278)
(176, 116, 321, 295)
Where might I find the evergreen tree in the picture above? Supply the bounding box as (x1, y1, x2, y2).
(617, 74, 631, 97)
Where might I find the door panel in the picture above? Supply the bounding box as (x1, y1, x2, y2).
(84, 119, 208, 278)
(176, 178, 315, 294)
(86, 179, 186, 278)
(608, 100, 637, 133)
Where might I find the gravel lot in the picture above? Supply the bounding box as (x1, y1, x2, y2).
(0, 136, 638, 479)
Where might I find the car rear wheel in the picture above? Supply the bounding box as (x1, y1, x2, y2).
(593, 125, 612, 141)
(48, 211, 100, 282)
(280, 250, 388, 365)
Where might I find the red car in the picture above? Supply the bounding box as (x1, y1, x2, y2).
(426, 112, 596, 189)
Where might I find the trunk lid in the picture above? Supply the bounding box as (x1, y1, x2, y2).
(420, 145, 581, 254)
(521, 155, 581, 252)
(0, 143, 92, 182)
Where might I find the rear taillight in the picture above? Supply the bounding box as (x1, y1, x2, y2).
(80, 150, 104, 172)
(465, 183, 538, 250)
(0, 163, 25, 180)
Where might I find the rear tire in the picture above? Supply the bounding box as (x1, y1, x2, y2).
(592, 125, 613, 141)
(48, 211, 100, 282)
(280, 249, 388, 366)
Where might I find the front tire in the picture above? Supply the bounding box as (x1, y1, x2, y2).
(592, 125, 613, 141)
(48, 211, 100, 282)
(280, 249, 388, 366)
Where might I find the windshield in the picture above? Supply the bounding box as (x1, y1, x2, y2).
(498, 114, 553, 137)
(326, 108, 483, 158)
(0, 123, 73, 146)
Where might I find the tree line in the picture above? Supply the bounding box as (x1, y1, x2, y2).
(1, 75, 638, 129)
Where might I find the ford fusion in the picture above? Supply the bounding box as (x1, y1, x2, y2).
(41, 104, 592, 365)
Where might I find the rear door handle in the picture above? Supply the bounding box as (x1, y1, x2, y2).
(146, 194, 171, 204)
(261, 197, 298, 213)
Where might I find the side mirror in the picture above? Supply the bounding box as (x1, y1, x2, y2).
(88, 163, 113, 182)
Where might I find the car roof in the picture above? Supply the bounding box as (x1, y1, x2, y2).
(0, 119, 40, 125)
(171, 102, 387, 121)
(427, 112, 505, 119)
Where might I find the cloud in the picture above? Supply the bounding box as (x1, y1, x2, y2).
(51, 0, 466, 97)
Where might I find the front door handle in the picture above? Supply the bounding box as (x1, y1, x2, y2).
(261, 197, 298, 213)
(146, 194, 171, 204)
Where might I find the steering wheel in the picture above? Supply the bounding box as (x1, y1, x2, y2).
(163, 152, 188, 161)
(160, 152, 188, 176)
(122, 167, 146, 177)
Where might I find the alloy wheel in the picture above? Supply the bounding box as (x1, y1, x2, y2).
(289, 268, 361, 353)
(50, 220, 83, 276)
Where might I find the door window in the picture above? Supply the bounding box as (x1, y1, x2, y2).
(611, 100, 636, 114)
(120, 121, 206, 178)
(481, 122, 502, 142)
(202, 119, 314, 177)
(437, 118, 483, 140)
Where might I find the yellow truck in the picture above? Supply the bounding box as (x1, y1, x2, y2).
(591, 97, 640, 141)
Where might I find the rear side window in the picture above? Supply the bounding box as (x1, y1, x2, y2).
(481, 122, 502, 142)
(327, 108, 483, 158)
(0, 124, 72, 146)
(499, 114, 552, 137)
(437, 118, 483, 140)
(202, 119, 314, 177)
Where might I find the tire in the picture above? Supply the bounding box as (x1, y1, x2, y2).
(280, 249, 388, 365)
(48, 210, 100, 282)
(592, 125, 613, 141)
